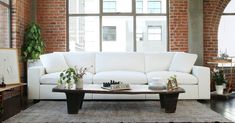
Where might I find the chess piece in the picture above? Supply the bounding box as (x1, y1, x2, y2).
(0, 76, 6, 87)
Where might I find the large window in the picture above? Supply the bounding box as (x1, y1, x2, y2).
(218, 0, 235, 57)
(68, 0, 168, 52)
(0, 0, 11, 48)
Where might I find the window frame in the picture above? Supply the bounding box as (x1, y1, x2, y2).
(0, 0, 12, 48)
(66, 0, 169, 52)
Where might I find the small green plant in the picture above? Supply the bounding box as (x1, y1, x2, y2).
(22, 22, 45, 61)
(212, 69, 227, 85)
(58, 66, 87, 85)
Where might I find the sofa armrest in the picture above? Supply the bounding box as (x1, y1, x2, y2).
(28, 66, 45, 99)
(192, 66, 210, 99)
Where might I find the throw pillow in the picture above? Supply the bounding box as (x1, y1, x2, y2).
(169, 53, 198, 73)
(40, 53, 69, 73)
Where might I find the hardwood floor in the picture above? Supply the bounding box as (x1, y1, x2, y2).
(198, 92, 235, 122)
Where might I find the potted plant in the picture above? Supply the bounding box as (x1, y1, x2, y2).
(212, 68, 227, 94)
(22, 22, 45, 65)
(58, 66, 87, 89)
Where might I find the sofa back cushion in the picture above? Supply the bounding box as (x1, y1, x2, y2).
(63, 52, 95, 73)
(145, 52, 175, 72)
(40, 53, 69, 73)
(96, 52, 145, 72)
(169, 52, 198, 73)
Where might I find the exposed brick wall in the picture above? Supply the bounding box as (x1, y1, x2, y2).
(0, 4, 10, 48)
(203, 0, 230, 66)
(12, 0, 31, 49)
(169, 0, 188, 52)
(36, 0, 67, 53)
(11, 0, 31, 78)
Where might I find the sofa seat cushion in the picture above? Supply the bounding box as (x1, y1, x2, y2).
(40, 72, 93, 85)
(147, 71, 198, 85)
(93, 71, 147, 84)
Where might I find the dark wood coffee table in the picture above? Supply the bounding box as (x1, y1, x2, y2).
(52, 84, 185, 114)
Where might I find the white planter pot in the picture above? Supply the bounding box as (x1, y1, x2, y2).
(27, 59, 42, 68)
(75, 79, 83, 89)
(216, 85, 224, 95)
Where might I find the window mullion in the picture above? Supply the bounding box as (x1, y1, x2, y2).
(133, 0, 136, 51)
(167, 0, 169, 51)
(100, 0, 103, 52)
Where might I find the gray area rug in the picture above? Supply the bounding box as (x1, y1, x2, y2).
(4, 101, 232, 123)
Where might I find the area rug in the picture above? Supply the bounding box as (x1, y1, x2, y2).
(4, 101, 231, 123)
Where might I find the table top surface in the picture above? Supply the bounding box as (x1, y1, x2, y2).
(52, 84, 185, 94)
(0, 83, 26, 92)
(207, 59, 233, 64)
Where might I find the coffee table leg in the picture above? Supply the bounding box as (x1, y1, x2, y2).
(79, 93, 85, 109)
(159, 93, 179, 113)
(65, 92, 85, 114)
(159, 94, 165, 108)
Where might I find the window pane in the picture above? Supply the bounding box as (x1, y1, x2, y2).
(69, 0, 99, 14)
(136, 0, 166, 14)
(103, 0, 132, 13)
(224, 0, 235, 13)
(218, 16, 235, 56)
(148, 1, 161, 13)
(69, 17, 100, 51)
(103, 1, 116, 12)
(148, 1, 160, 8)
(136, 16, 167, 52)
(0, 4, 10, 48)
(102, 16, 133, 52)
(136, 1, 143, 13)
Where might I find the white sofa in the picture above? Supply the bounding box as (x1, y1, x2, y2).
(28, 52, 210, 100)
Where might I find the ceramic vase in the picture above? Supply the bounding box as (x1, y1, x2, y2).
(76, 79, 83, 89)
